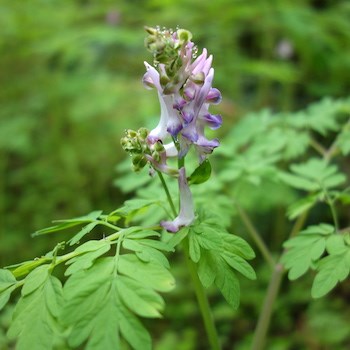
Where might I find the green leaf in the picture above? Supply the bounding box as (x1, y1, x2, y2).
(119, 302, 152, 350)
(33, 210, 103, 236)
(122, 238, 170, 267)
(278, 172, 319, 191)
(53, 210, 103, 223)
(118, 254, 175, 292)
(301, 223, 334, 236)
(311, 249, 350, 298)
(326, 235, 346, 255)
(125, 228, 161, 239)
(5, 257, 51, 278)
(215, 258, 240, 309)
(282, 224, 333, 280)
(222, 234, 256, 260)
(287, 194, 318, 219)
(188, 159, 212, 185)
(62, 255, 166, 350)
(221, 252, 256, 280)
(0, 269, 16, 292)
(279, 158, 346, 192)
(117, 275, 164, 318)
(22, 265, 49, 296)
(166, 227, 189, 248)
(0, 285, 16, 311)
(116, 199, 159, 217)
(68, 221, 99, 246)
(7, 273, 63, 350)
(65, 240, 111, 276)
(186, 214, 255, 309)
(194, 226, 223, 250)
(197, 250, 217, 288)
(336, 127, 350, 155)
(304, 98, 343, 135)
(188, 233, 201, 263)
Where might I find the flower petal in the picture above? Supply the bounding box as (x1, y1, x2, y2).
(161, 167, 195, 232)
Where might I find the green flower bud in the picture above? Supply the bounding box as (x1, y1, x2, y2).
(137, 127, 149, 140)
(154, 141, 165, 153)
(131, 154, 148, 172)
(190, 72, 205, 85)
(144, 26, 158, 35)
(152, 151, 161, 163)
(125, 129, 137, 138)
(177, 29, 192, 44)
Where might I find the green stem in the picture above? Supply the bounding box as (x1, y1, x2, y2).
(157, 171, 177, 218)
(236, 203, 275, 269)
(322, 188, 339, 232)
(169, 136, 219, 347)
(171, 136, 184, 169)
(183, 237, 221, 350)
(328, 199, 339, 232)
(251, 211, 309, 349)
(251, 263, 284, 350)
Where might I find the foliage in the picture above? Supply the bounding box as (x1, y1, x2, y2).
(2, 1, 350, 349)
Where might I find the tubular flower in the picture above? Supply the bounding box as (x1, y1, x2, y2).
(161, 167, 195, 232)
(143, 27, 222, 162)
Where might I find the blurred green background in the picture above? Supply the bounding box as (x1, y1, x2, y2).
(1, 0, 350, 349)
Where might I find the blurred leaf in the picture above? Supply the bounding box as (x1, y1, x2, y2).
(188, 159, 212, 185)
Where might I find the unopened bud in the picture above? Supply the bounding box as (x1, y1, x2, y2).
(132, 154, 147, 172)
(152, 151, 161, 163)
(190, 72, 205, 85)
(137, 127, 149, 140)
(177, 29, 192, 44)
(125, 129, 137, 138)
(144, 26, 158, 35)
(154, 141, 165, 153)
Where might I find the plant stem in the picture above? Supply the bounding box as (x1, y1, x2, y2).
(236, 203, 275, 269)
(251, 263, 284, 350)
(169, 136, 219, 347)
(157, 171, 177, 218)
(322, 189, 339, 232)
(183, 237, 221, 350)
(309, 138, 327, 157)
(251, 211, 308, 349)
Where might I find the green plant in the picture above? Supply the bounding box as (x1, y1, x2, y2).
(1, 24, 350, 350)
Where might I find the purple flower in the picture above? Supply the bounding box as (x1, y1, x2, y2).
(143, 36, 222, 161)
(161, 167, 195, 232)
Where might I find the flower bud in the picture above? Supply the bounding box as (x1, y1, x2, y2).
(125, 129, 137, 138)
(190, 72, 205, 85)
(154, 141, 165, 153)
(144, 26, 158, 35)
(177, 29, 192, 44)
(137, 127, 149, 140)
(152, 151, 161, 163)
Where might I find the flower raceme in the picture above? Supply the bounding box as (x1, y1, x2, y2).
(122, 27, 222, 232)
(143, 26, 222, 162)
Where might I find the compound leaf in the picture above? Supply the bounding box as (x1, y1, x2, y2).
(117, 275, 164, 318)
(118, 254, 175, 293)
(311, 248, 350, 298)
(215, 258, 240, 309)
(7, 272, 63, 350)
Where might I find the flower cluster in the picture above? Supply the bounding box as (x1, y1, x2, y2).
(122, 26, 222, 232)
(143, 26, 222, 162)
